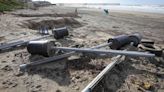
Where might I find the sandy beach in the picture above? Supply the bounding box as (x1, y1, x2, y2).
(0, 5, 164, 92)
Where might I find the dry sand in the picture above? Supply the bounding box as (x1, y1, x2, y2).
(0, 5, 164, 92)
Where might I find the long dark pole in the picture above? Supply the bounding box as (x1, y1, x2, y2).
(20, 42, 112, 71)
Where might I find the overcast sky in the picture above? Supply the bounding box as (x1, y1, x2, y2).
(33, 0, 164, 4)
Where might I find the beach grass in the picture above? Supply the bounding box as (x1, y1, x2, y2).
(0, 0, 24, 12)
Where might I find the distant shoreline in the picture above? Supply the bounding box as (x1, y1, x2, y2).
(55, 3, 164, 6)
(60, 4, 164, 14)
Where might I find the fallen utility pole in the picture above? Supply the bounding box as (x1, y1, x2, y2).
(21, 34, 151, 70)
(27, 34, 156, 57)
(27, 34, 131, 57)
(54, 47, 155, 57)
(20, 42, 112, 71)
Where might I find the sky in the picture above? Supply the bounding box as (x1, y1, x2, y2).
(33, 0, 164, 5)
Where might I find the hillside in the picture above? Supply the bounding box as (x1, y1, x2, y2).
(0, 0, 24, 12)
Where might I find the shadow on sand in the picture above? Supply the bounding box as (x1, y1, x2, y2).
(26, 54, 107, 86)
(92, 57, 164, 92)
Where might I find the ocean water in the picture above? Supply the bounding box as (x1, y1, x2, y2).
(64, 4, 164, 14)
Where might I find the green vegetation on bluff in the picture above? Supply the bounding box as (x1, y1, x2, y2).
(0, 0, 24, 12)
